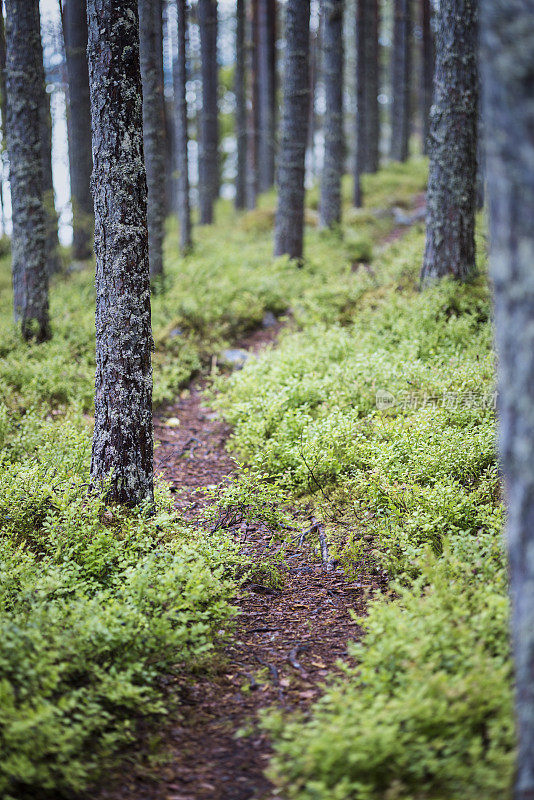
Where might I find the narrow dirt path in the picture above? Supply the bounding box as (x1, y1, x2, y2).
(99, 324, 380, 800)
(100, 206, 423, 800)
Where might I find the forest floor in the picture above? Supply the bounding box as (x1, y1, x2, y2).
(97, 211, 423, 800)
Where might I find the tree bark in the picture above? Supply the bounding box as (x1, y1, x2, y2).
(353, 0, 366, 205)
(246, 0, 259, 208)
(198, 0, 219, 223)
(139, 0, 166, 280)
(234, 0, 247, 209)
(257, 0, 276, 191)
(62, 0, 93, 260)
(173, 0, 192, 253)
(420, 0, 478, 285)
(273, 0, 310, 260)
(319, 0, 344, 228)
(366, 0, 379, 173)
(5, 0, 50, 342)
(390, 0, 412, 162)
(86, 0, 153, 507)
(39, 79, 62, 276)
(420, 0, 434, 155)
(481, 4, 534, 798)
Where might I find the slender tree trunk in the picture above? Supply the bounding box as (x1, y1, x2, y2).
(353, 0, 366, 205)
(307, 21, 318, 179)
(87, 0, 153, 507)
(234, 0, 247, 208)
(62, 0, 93, 260)
(39, 83, 62, 276)
(139, 0, 166, 280)
(273, 0, 310, 260)
(198, 0, 219, 223)
(420, 0, 478, 285)
(257, 0, 276, 191)
(246, 0, 259, 209)
(319, 0, 344, 228)
(420, 0, 434, 155)
(390, 0, 412, 162)
(481, 4, 534, 797)
(174, 0, 192, 253)
(344, 0, 357, 175)
(5, 0, 50, 342)
(366, 0, 379, 173)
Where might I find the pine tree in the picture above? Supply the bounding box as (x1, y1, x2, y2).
(273, 0, 310, 260)
(87, 0, 153, 506)
(173, 0, 192, 253)
(354, 0, 379, 206)
(481, 3, 534, 798)
(246, 0, 259, 208)
(420, 0, 478, 284)
(234, 0, 247, 209)
(257, 0, 276, 191)
(420, 0, 434, 155)
(62, 0, 93, 261)
(139, 0, 166, 279)
(5, 0, 50, 342)
(319, 0, 344, 228)
(390, 0, 412, 162)
(38, 62, 62, 276)
(198, 0, 219, 223)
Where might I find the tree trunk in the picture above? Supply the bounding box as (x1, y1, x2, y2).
(319, 0, 344, 228)
(481, 4, 534, 798)
(39, 82, 62, 276)
(390, 0, 412, 162)
(307, 20, 318, 180)
(198, 0, 219, 223)
(62, 0, 93, 260)
(257, 0, 276, 192)
(353, 0, 366, 205)
(139, 0, 166, 280)
(420, 0, 478, 285)
(420, 0, 434, 155)
(366, 0, 379, 173)
(173, 0, 192, 253)
(87, 0, 153, 507)
(234, 0, 247, 209)
(5, 0, 50, 342)
(246, 0, 259, 209)
(273, 0, 310, 260)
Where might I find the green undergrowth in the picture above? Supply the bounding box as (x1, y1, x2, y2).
(213, 212, 515, 794)
(0, 407, 247, 799)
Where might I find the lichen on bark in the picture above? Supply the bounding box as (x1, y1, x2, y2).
(86, 0, 154, 506)
(420, 0, 478, 285)
(5, 0, 50, 343)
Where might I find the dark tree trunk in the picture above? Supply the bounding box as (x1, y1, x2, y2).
(86, 0, 153, 507)
(353, 0, 366, 205)
(5, 0, 50, 342)
(366, 0, 379, 173)
(420, 0, 478, 285)
(198, 0, 219, 223)
(39, 83, 62, 276)
(481, 5, 534, 798)
(420, 0, 434, 155)
(319, 0, 344, 228)
(273, 0, 310, 260)
(173, 0, 192, 253)
(246, 0, 259, 209)
(234, 0, 247, 209)
(139, 0, 166, 279)
(390, 0, 412, 162)
(62, 0, 93, 260)
(257, 0, 276, 191)
(476, 100, 485, 209)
